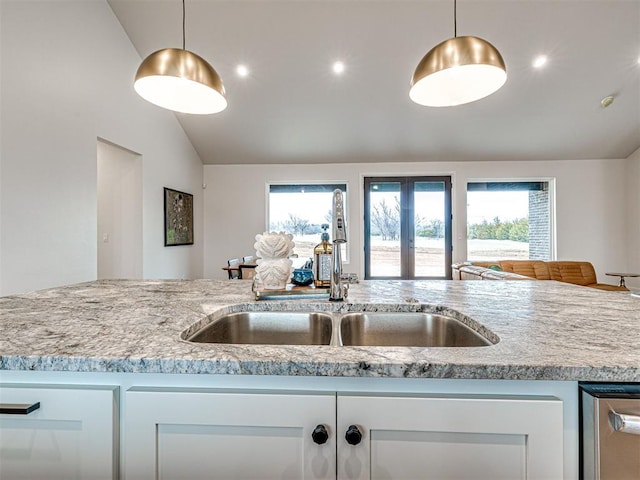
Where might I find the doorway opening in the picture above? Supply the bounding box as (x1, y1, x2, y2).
(97, 139, 142, 279)
(364, 176, 452, 279)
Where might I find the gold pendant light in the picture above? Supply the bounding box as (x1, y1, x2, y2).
(410, 0, 506, 107)
(134, 0, 227, 115)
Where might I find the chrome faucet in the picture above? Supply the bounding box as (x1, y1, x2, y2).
(330, 189, 348, 301)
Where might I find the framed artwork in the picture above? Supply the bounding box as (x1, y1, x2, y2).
(164, 187, 194, 246)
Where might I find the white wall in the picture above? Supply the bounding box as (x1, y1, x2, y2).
(0, 2, 3, 295)
(204, 159, 629, 286)
(0, 1, 204, 295)
(626, 147, 640, 290)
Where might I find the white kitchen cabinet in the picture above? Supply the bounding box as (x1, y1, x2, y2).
(124, 387, 337, 480)
(0, 383, 118, 480)
(337, 393, 564, 480)
(124, 387, 563, 480)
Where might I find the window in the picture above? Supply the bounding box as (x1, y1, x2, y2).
(466, 181, 552, 261)
(364, 176, 452, 279)
(268, 183, 347, 261)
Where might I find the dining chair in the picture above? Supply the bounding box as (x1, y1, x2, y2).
(227, 258, 241, 279)
(239, 264, 257, 281)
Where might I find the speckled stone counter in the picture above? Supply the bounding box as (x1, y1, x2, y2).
(1, 279, 639, 381)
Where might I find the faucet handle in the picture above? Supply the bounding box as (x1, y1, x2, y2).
(332, 189, 347, 243)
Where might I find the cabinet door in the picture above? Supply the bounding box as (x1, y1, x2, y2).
(0, 384, 117, 480)
(125, 388, 336, 480)
(337, 394, 563, 480)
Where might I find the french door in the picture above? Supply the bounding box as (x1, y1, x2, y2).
(364, 176, 452, 279)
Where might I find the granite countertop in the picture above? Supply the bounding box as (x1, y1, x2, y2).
(1, 279, 639, 381)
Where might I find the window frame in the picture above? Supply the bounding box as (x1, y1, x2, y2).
(266, 181, 349, 262)
(465, 178, 556, 262)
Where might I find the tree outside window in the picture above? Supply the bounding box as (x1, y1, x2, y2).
(466, 181, 551, 261)
(268, 184, 347, 261)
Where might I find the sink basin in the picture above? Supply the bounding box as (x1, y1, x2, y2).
(186, 312, 333, 345)
(339, 312, 492, 347)
(184, 308, 495, 348)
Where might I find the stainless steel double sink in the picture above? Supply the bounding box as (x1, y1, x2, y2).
(183, 310, 496, 348)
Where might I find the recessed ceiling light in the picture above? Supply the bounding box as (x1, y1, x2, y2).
(532, 55, 548, 68)
(236, 65, 249, 77)
(332, 61, 345, 75)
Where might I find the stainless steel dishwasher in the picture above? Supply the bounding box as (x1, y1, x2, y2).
(580, 383, 640, 479)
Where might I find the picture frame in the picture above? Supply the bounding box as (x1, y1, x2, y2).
(164, 187, 194, 246)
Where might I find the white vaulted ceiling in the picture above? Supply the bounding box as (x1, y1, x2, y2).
(108, 0, 640, 165)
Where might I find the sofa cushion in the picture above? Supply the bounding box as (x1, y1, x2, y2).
(497, 260, 551, 280)
(456, 264, 532, 281)
(458, 265, 487, 280)
(480, 270, 530, 280)
(547, 261, 596, 286)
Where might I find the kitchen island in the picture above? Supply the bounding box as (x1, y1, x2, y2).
(2, 279, 638, 379)
(1, 279, 638, 479)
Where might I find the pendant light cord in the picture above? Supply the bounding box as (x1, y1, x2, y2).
(182, 0, 186, 50)
(454, 0, 457, 37)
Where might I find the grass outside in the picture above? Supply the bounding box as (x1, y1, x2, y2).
(290, 235, 528, 277)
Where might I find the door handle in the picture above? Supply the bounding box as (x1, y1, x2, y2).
(609, 411, 640, 435)
(0, 402, 40, 415)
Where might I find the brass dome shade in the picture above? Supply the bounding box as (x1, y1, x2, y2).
(410, 36, 507, 107)
(134, 48, 227, 115)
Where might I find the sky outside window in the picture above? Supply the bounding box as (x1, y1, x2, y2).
(467, 191, 529, 223)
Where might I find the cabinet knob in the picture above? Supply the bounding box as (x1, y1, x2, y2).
(345, 424, 362, 445)
(312, 424, 329, 444)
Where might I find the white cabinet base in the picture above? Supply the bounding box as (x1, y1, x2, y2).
(125, 388, 336, 480)
(338, 394, 564, 480)
(0, 384, 118, 480)
(0, 372, 578, 480)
